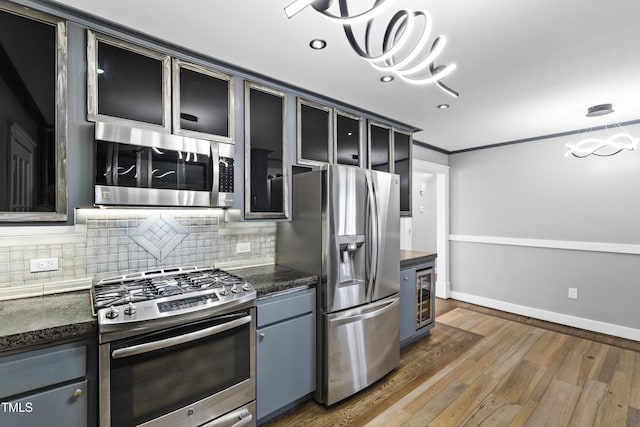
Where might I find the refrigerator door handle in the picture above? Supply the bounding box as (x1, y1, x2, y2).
(329, 296, 398, 327)
(365, 172, 379, 299)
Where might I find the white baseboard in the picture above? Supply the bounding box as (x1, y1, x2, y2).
(449, 291, 640, 342)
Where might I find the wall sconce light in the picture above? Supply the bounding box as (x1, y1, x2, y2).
(565, 104, 638, 158)
(285, 0, 459, 97)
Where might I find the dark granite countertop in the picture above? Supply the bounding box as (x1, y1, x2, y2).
(231, 264, 318, 299)
(0, 291, 96, 357)
(0, 265, 316, 356)
(400, 250, 437, 269)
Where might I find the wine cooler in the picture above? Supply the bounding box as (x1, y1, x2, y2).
(416, 267, 435, 329)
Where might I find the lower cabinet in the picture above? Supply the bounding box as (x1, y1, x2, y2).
(400, 261, 436, 346)
(256, 289, 315, 423)
(0, 341, 92, 427)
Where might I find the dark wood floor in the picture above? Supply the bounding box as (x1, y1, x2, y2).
(263, 298, 640, 426)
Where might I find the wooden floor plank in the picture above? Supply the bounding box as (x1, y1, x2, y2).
(626, 407, 640, 427)
(460, 393, 521, 427)
(523, 379, 581, 427)
(599, 349, 636, 427)
(494, 359, 546, 405)
(429, 376, 500, 427)
(400, 380, 468, 427)
(568, 379, 608, 427)
(485, 326, 543, 380)
(627, 352, 640, 410)
(524, 329, 569, 367)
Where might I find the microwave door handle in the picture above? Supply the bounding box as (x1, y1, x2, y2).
(111, 314, 251, 359)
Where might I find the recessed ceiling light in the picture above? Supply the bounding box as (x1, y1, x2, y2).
(309, 39, 327, 50)
(380, 75, 394, 83)
(437, 104, 450, 109)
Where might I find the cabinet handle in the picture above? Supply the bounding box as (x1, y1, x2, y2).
(403, 276, 409, 281)
(73, 388, 83, 398)
(258, 332, 265, 341)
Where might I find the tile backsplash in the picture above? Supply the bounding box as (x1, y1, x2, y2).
(0, 209, 275, 298)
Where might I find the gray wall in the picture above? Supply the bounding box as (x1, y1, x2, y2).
(411, 172, 437, 252)
(413, 143, 449, 166)
(448, 123, 640, 334)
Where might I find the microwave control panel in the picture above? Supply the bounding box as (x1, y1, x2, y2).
(219, 157, 234, 193)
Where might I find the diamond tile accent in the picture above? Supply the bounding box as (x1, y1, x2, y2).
(129, 213, 189, 261)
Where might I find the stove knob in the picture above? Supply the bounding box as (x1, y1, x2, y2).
(231, 284, 240, 294)
(124, 302, 137, 316)
(219, 286, 229, 296)
(105, 306, 120, 319)
(242, 283, 252, 292)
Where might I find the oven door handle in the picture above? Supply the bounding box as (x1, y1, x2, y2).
(199, 407, 253, 427)
(111, 315, 252, 359)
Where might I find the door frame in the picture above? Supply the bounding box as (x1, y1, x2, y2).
(413, 159, 450, 299)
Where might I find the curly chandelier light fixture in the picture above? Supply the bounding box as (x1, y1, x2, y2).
(565, 104, 638, 158)
(284, 0, 459, 97)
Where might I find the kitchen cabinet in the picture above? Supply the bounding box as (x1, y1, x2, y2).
(368, 121, 391, 172)
(0, 3, 68, 222)
(87, 30, 171, 131)
(256, 289, 315, 423)
(335, 110, 362, 167)
(0, 341, 91, 427)
(393, 129, 412, 216)
(172, 59, 233, 143)
(400, 261, 436, 346)
(244, 81, 289, 219)
(297, 98, 332, 165)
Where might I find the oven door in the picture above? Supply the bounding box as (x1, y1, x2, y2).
(100, 308, 255, 427)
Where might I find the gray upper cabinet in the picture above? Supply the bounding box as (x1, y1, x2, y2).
(244, 81, 289, 219)
(394, 129, 412, 216)
(0, 1, 68, 222)
(172, 59, 234, 143)
(297, 98, 332, 165)
(368, 120, 391, 172)
(335, 110, 362, 167)
(87, 30, 171, 132)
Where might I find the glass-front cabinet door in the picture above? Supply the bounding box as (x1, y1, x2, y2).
(0, 2, 67, 222)
(297, 98, 332, 165)
(368, 121, 391, 172)
(393, 129, 412, 216)
(87, 30, 171, 131)
(335, 110, 361, 167)
(244, 82, 289, 219)
(172, 59, 233, 143)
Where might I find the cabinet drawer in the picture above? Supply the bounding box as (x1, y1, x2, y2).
(0, 379, 87, 427)
(0, 343, 86, 399)
(257, 289, 315, 328)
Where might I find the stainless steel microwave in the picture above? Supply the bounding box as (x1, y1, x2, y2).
(94, 122, 234, 208)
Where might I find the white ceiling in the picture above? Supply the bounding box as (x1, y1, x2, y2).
(51, 0, 640, 152)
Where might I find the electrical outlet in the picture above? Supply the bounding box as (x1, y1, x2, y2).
(30, 257, 59, 272)
(568, 287, 578, 300)
(235, 243, 251, 254)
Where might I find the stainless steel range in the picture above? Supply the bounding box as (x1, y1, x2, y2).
(92, 266, 256, 427)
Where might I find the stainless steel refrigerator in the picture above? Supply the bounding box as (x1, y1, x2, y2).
(277, 164, 400, 405)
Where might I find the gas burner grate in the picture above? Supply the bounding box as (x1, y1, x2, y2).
(91, 266, 247, 312)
